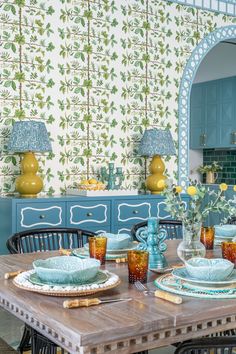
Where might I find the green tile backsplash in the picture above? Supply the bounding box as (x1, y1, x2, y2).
(203, 150, 236, 185)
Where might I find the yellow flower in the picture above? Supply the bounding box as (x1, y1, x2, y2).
(219, 183, 228, 192)
(187, 186, 197, 196)
(233, 185, 236, 192)
(175, 186, 182, 194)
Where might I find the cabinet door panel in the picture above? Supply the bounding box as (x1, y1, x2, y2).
(190, 85, 204, 149)
(219, 77, 236, 148)
(68, 202, 110, 228)
(154, 198, 188, 220)
(16, 203, 66, 231)
(114, 201, 152, 224)
(205, 81, 218, 148)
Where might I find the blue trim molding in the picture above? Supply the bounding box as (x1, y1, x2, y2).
(167, 0, 236, 16)
(178, 25, 236, 188)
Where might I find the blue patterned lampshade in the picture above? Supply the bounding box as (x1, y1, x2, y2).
(7, 120, 52, 153)
(138, 129, 175, 157)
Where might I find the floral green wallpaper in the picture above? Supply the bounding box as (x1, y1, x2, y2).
(0, 0, 236, 195)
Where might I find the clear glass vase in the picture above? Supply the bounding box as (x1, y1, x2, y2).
(177, 221, 206, 262)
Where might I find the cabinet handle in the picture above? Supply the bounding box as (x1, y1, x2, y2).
(202, 133, 206, 146)
(87, 212, 93, 217)
(133, 210, 139, 215)
(231, 131, 236, 145)
(39, 215, 45, 219)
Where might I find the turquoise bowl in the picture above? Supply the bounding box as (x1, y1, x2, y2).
(33, 256, 100, 284)
(215, 225, 236, 237)
(185, 257, 234, 281)
(100, 233, 131, 250)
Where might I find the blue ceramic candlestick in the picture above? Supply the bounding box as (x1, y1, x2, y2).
(100, 163, 124, 190)
(136, 218, 168, 269)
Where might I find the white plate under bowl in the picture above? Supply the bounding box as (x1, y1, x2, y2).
(172, 267, 236, 287)
(215, 234, 235, 240)
(84, 241, 138, 254)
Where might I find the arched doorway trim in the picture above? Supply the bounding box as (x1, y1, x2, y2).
(178, 25, 236, 188)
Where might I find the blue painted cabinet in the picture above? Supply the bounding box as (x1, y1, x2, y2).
(190, 84, 205, 149)
(190, 76, 236, 149)
(0, 194, 189, 254)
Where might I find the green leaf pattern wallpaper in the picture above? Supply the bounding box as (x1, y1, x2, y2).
(1, 0, 236, 195)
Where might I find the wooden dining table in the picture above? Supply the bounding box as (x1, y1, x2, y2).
(0, 240, 236, 354)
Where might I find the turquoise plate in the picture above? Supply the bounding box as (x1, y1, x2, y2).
(29, 270, 108, 287)
(172, 267, 236, 287)
(72, 248, 127, 260)
(84, 241, 138, 254)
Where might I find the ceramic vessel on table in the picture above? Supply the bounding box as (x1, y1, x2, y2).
(214, 225, 236, 237)
(200, 226, 215, 250)
(89, 236, 107, 265)
(99, 233, 131, 250)
(222, 241, 236, 266)
(185, 257, 234, 281)
(33, 256, 100, 284)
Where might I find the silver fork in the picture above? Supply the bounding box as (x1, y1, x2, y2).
(134, 281, 155, 296)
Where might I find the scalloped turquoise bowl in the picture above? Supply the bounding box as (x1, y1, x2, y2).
(33, 256, 100, 284)
(185, 258, 234, 281)
(100, 233, 131, 250)
(215, 225, 236, 237)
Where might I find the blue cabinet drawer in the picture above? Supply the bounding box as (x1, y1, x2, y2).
(114, 201, 152, 224)
(16, 203, 66, 231)
(68, 202, 110, 228)
(154, 198, 188, 220)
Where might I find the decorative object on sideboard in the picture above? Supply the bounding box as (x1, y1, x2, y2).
(197, 161, 222, 184)
(100, 163, 124, 190)
(7, 120, 52, 198)
(138, 129, 175, 194)
(136, 217, 168, 270)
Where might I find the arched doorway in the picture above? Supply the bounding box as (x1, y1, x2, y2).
(178, 25, 236, 188)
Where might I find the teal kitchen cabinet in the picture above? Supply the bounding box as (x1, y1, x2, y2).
(190, 76, 236, 149)
(219, 77, 236, 148)
(190, 83, 205, 149)
(0, 194, 189, 254)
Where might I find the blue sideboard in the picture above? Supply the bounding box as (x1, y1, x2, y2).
(0, 194, 189, 254)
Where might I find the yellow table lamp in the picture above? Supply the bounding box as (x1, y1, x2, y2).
(7, 120, 52, 198)
(138, 129, 176, 194)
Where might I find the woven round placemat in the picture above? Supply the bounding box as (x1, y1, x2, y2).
(13, 270, 120, 297)
(154, 273, 236, 299)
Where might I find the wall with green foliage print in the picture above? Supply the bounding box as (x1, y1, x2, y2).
(1, 0, 235, 195)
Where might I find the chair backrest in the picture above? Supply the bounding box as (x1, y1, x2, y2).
(130, 219, 182, 241)
(6, 227, 96, 254)
(228, 217, 236, 225)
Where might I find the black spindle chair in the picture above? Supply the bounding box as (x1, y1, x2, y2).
(6, 227, 96, 354)
(175, 337, 236, 354)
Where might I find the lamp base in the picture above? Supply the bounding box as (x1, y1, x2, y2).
(16, 152, 43, 198)
(146, 155, 167, 194)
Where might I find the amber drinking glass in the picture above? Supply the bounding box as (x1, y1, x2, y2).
(88, 237, 107, 265)
(127, 250, 149, 284)
(222, 241, 236, 266)
(200, 226, 215, 250)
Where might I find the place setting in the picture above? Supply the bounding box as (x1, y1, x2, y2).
(10, 235, 124, 297)
(72, 232, 139, 261)
(11, 255, 121, 297)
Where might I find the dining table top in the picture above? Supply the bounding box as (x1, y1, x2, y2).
(1, 240, 236, 354)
